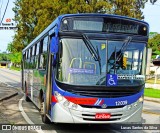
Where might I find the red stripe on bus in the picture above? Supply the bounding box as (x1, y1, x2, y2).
(65, 97, 98, 105)
(99, 100, 104, 105)
(52, 96, 57, 103)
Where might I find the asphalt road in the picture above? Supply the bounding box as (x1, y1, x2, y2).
(0, 68, 159, 133)
(0, 68, 21, 88)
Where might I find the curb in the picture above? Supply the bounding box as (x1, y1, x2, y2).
(0, 91, 18, 102)
(143, 109, 160, 115)
(144, 97, 160, 104)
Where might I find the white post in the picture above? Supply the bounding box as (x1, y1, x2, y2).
(154, 66, 159, 84)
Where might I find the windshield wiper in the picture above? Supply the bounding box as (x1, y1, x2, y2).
(82, 34, 100, 61)
(111, 36, 132, 74)
(82, 34, 101, 74)
(116, 36, 132, 62)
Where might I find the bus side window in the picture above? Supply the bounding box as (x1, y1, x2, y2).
(39, 36, 48, 70)
(25, 50, 28, 69)
(36, 42, 40, 69)
(30, 47, 33, 69)
(27, 49, 31, 69)
(31, 45, 36, 69)
(23, 52, 26, 69)
(39, 41, 43, 69)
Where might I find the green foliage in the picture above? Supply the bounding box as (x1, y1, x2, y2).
(9, 52, 22, 65)
(148, 34, 160, 58)
(7, 42, 17, 53)
(0, 53, 10, 61)
(10, 66, 21, 71)
(149, 32, 158, 39)
(109, 0, 146, 20)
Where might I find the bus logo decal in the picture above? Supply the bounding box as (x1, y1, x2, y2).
(94, 99, 104, 105)
(107, 74, 118, 86)
(101, 104, 107, 108)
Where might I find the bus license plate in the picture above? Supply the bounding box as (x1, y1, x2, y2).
(95, 113, 111, 119)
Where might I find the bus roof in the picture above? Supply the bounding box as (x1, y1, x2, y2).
(59, 13, 149, 25)
(22, 13, 149, 53)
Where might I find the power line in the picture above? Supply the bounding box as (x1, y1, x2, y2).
(0, 0, 9, 25)
(0, 0, 3, 10)
(0, 0, 3, 23)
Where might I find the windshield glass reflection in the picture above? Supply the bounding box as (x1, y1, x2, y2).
(56, 38, 146, 86)
(56, 38, 106, 86)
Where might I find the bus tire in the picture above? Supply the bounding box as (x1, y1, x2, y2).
(40, 99, 50, 124)
(24, 82, 30, 102)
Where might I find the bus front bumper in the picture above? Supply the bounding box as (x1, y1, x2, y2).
(51, 101, 143, 123)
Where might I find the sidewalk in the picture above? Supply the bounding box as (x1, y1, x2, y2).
(144, 96, 160, 103)
(145, 83, 160, 89)
(0, 82, 18, 101)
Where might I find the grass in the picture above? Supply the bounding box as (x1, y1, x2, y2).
(144, 88, 160, 98)
(9, 66, 21, 71)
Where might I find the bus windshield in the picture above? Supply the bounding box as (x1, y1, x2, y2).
(56, 38, 146, 86)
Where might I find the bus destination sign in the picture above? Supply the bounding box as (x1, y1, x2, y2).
(105, 23, 139, 34)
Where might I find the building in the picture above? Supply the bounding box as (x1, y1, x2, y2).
(0, 61, 11, 68)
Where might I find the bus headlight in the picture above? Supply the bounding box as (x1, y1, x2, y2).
(133, 102, 138, 107)
(63, 100, 70, 107)
(72, 104, 78, 109)
(54, 91, 63, 102)
(138, 96, 144, 103)
(127, 105, 132, 110)
(127, 96, 143, 110)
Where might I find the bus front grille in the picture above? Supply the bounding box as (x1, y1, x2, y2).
(56, 80, 143, 98)
(69, 90, 137, 98)
(80, 105, 125, 109)
(83, 118, 121, 121)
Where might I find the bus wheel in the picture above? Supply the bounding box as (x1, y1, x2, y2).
(40, 101, 50, 124)
(24, 82, 30, 102)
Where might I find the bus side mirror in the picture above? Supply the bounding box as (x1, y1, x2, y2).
(51, 37, 58, 54)
(50, 53, 56, 67)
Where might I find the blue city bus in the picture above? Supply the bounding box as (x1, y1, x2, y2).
(22, 14, 149, 123)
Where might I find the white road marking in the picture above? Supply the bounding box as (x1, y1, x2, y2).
(19, 96, 45, 133)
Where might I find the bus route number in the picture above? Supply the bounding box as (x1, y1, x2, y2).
(115, 100, 128, 106)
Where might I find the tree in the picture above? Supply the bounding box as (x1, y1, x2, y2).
(11, 0, 147, 54)
(30, 0, 112, 36)
(109, 0, 146, 20)
(9, 52, 22, 67)
(0, 53, 8, 61)
(7, 42, 17, 53)
(148, 34, 160, 58)
(11, 0, 112, 53)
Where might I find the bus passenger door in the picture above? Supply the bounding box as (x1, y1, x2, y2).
(40, 35, 56, 123)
